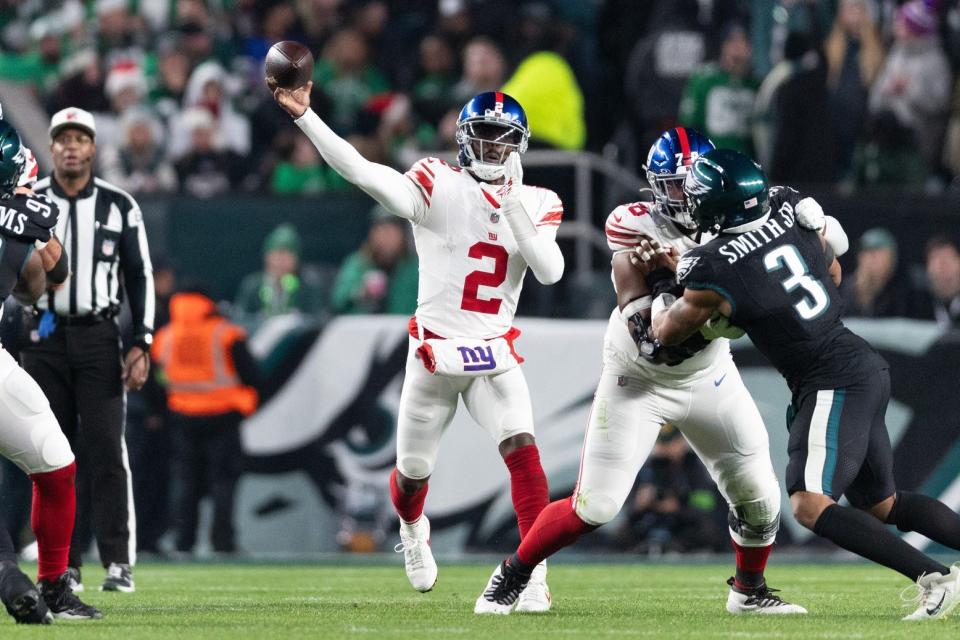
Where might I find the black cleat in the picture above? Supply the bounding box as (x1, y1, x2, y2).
(101, 563, 135, 592)
(0, 561, 52, 624)
(474, 560, 532, 614)
(38, 571, 103, 620)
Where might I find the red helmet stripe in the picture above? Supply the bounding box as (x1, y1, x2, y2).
(675, 127, 691, 164)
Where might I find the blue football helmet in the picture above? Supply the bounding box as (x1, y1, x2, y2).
(643, 127, 715, 229)
(456, 91, 530, 181)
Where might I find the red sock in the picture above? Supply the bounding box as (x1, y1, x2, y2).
(389, 468, 428, 524)
(515, 497, 596, 567)
(731, 539, 773, 590)
(30, 461, 76, 583)
(504, 444, 549, 539)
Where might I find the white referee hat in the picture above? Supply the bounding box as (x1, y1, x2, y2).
(49, 107, 96, 140)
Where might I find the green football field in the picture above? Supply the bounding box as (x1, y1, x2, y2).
(1, 561, 956, 638)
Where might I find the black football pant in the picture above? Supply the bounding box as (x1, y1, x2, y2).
(171, 411, 243, 553)
(21, 318, 132, 569)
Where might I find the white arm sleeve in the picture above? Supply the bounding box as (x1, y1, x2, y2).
(294, 109, 425, 223)
(823, 215, 849, 257)
(501, 195, 565, 285)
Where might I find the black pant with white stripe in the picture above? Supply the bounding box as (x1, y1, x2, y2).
(20, 316, 133, 569)
(785, 367, 896, 508)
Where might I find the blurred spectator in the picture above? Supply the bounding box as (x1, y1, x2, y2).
(450, 36, 505, 108)
(100, 107, 177, 195)
(502, 51, 585, 150)
(152, 284, 259, 555)
(97, 61, 149, 150)
(313, 28, 389, 136)
(678, 23, 759, 156)
(619, 426, 726, 555)
(840, 228, 925, 319)
(922, 235, 960, 328)
(331, 208, 418, 315)
(409, 34, 456, 141)
(95, 0, 141, 61)
(824, 0, 884, 180)
(0, 18, 64, 96)
(271, 135, 349, 195)
(234, 224, 328, 319)
(868, 0, 952, 184)
(170, 60, 250, 158)
(147, 35, 192, 123)
(174, 107, 245, 198)
(754, 32, 835, 183)
(46, 49, 110, 114)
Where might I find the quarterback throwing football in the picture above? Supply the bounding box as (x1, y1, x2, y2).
(275, 85, 563, 611)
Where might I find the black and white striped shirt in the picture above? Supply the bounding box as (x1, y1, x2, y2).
(33, 175, 155, 347)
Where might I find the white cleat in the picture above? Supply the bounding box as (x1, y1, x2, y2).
(514, 561, 551, 613)
(902, 564, 960, 621)
(726, 578, 807, 614)
(394, 516, 437, 592)
(474, 561, 529, 615)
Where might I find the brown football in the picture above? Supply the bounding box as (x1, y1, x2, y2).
(265, 40, 314, 90)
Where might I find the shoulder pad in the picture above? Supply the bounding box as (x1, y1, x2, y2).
(404, 157, 457, 206)
(605, 201, 655, 250)
(529, 187, 563, 227)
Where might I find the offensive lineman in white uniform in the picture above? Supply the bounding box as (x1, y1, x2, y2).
(274, 85, 563, 611)
(476, 127, 849, 614)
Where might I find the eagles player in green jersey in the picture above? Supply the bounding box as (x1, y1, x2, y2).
(645, 149, 960, 620)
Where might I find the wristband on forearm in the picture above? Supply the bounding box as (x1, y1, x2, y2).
(46, 248, 69, 285)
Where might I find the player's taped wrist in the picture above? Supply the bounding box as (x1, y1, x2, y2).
(501, 194, 536, 241)
(619, 296, 652, 324)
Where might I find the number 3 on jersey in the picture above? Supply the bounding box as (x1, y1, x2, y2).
(461, 242, 507, 314)
(763, 244, 829, 320)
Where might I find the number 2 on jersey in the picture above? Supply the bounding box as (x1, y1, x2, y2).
(763, 244, 829, 320)
(460, 242, 507, 314)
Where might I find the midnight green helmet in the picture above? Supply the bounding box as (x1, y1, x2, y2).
(683, 148, 769, 234)
(0, 121, 24, 200)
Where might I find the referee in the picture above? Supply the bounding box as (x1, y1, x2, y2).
(22, 107, 154, 593)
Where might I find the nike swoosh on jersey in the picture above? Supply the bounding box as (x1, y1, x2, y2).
(714, 373, 727, 387)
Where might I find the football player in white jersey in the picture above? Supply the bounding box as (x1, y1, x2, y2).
(274, 86, 563, 611)
(476, 128, 849, 615)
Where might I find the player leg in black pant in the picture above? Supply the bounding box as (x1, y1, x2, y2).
(787, 368, 960, 620)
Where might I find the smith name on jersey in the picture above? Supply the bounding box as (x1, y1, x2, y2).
(677, 186, 885, 392)
(403, 157, 562, 340)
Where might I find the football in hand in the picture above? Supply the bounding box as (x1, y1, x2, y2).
(265, 41, 314, 90)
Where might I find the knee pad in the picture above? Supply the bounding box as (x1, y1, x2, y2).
(574, 490, 621, 526)
(27, 418, 74, 473)
(728, 491, 781, 546)
(396, 455, 432, 481)
(0, 368, 74, 473)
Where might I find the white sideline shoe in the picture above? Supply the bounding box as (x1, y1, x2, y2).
(726, 577, 807, 614)
(514, 561, 551, 613)
(902, 564, 960, 621)
(474, 561, 530, 615)
(394, 516, 437, 592)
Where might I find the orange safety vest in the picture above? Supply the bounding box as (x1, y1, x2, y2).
(151, 293, 258, 417)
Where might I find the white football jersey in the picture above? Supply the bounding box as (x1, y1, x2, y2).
(404, 157, 562, 340)
(603, 201, 728, 378)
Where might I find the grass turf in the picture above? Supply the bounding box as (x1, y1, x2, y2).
(0, 561, 955, 638)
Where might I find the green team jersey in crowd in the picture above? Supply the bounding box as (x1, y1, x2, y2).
(331, 251, 419, 316)
(678, 63, 760, 156)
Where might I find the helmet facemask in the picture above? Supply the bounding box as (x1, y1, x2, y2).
(457, 119, 528, 182)
(647, 167, 697, 229)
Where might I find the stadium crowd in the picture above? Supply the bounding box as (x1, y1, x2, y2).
(2, 0, 960, 195)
